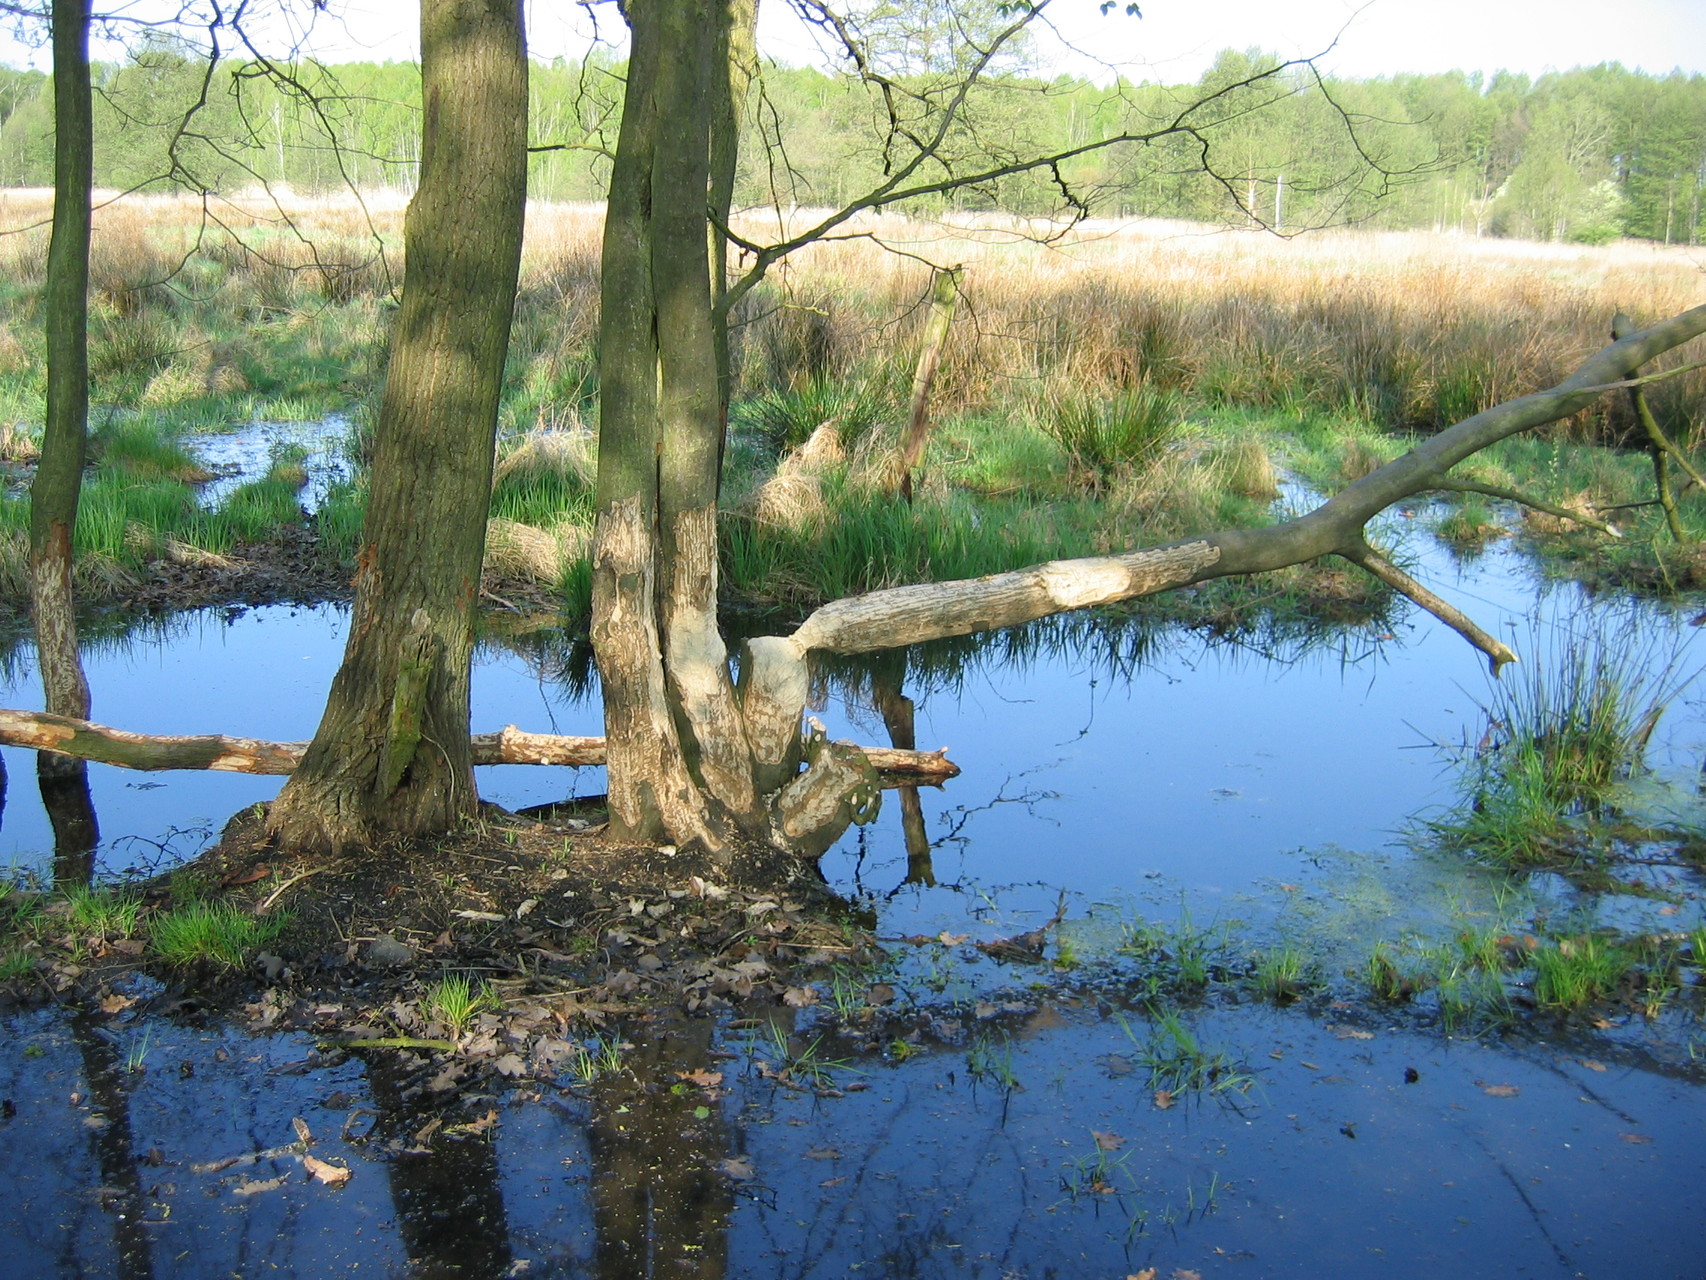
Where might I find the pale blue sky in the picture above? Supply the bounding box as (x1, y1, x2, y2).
(3, 0, 1703, 81)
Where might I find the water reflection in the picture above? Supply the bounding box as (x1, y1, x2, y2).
(67, 1009, 154, 1280)
(364, 1054, 515, 1280)
(588, 1019, 732, 1280)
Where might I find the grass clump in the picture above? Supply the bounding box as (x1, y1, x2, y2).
(148, 900, 281, 969)
(1250, 944, 1314, 1003)
(61, 886, 142, 938)
(737, 375, 895, 454)
(1120, 1010, 1254, 1103)
(1039, 384, 1182, 491)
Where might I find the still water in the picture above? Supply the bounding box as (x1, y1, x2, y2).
(3, 535, 1705, 1278)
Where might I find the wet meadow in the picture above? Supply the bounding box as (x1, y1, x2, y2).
(0, 197, 1704, 1277)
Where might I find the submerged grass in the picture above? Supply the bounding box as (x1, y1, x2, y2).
(1429, 612, 1699, 872)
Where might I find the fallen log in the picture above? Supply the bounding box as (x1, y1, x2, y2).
(0, 709, 958, 785)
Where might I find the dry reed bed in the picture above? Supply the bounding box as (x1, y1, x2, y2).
(0, 192, 1700, 437)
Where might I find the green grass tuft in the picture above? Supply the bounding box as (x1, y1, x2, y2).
(148, 900, 281, 969)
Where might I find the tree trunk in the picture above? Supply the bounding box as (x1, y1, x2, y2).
(33, 0, 93, 764)
(265, 0, 526, 855)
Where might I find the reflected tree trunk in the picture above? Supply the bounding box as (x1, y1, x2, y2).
(589, 1019, 731, 1280)
(67, 1010, 154, 1280)
(871, 658, 934, 887)
(364, 1055, 514, 1280)
(41, 762, 97, 888)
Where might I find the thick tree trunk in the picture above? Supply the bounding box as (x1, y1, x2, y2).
(594, 0, 757, 851)
(33, 0, 93, 765)
(265, 0, 526, 855)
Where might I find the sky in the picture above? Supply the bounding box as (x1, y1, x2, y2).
(2, 0, 1704, 82)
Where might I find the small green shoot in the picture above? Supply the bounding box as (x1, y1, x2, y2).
(569, 1036, 626, 1085)
(423, 973, 499, 1035)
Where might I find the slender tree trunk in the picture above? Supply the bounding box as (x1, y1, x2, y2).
(709, 0, 757, 439)
(266, 0, 526, 855)
(33, 0, 93, 752)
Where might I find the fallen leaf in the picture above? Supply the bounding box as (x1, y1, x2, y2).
(1619, 1132, 1653, 1145)
(221, 865, 272, 886)
(1128, 1272, 1157, 1280)
(782, 986, 819, 1008)
(1331, 1025, 1375, 1041)
(804, 1146, 841, 1160)
(303, 1155, 351, 1186)
(492, 1054, 529, 1077)
(1152, 1089, 1175, 1110)
(720, 1156, 755, 1181)
(937, 932, 969, 946)
(819, 1176, 846, 1188)
(1657, 905, 1679, 916)
(1093, 1130, 1125, 1151)
(1279, 883, 1300, 893)
(1173, 1271, 1203, 1280)
(453, 910, 506, 923)
(98, 994, 136, 1015)
(1579, 1059, 1608, 1073)
(866, 983, 896, 1006)
(1482, 1084, 1520, 1098)
(676, 1069, 724, 1089)
(291, 1117, 313, 1145)
(232, 1176, 286, 1196)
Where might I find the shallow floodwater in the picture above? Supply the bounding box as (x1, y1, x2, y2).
(4, 533, 1706, 1277)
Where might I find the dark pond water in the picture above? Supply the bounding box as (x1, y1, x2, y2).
(4, 531, 1706, 1277)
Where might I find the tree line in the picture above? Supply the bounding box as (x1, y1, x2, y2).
(0, 39, 1701, 244)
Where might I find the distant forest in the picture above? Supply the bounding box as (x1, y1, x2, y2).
(0, 39, 1700, 244)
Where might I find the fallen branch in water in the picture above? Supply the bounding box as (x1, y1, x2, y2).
(0, 709, 959, 784)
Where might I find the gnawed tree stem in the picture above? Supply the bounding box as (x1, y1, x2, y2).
(32, 0, 94, 798)
(778, 304, 1706, 666)
(0, 710, 959, 785)
(770, 726, 882, 859)
(897, 265, 963, 501)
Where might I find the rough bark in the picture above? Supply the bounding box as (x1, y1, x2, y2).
(265, 0, 526, 855)
(32, 0, 94, 785)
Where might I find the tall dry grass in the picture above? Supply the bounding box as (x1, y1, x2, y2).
(0, 192, 1699, 441)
